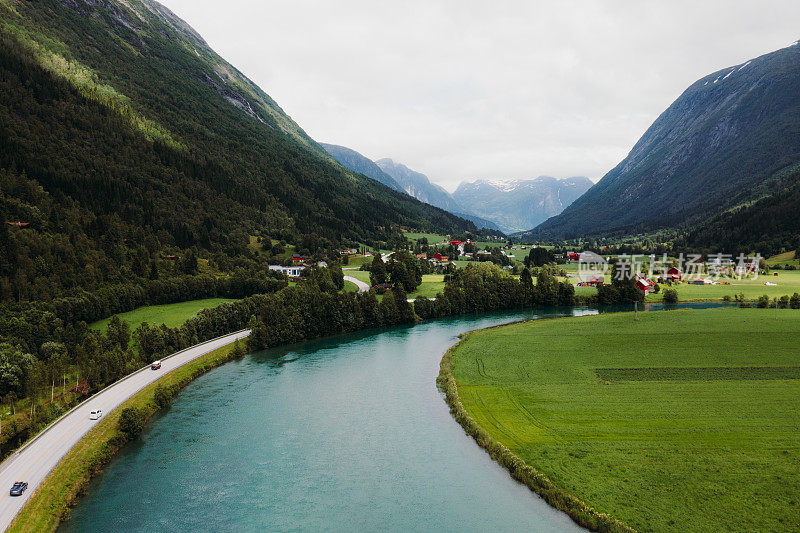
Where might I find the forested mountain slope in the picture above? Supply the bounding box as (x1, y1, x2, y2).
(533, 41, 800, 238)
(678, 163, 800, 257)
(0, 0, 475, 302)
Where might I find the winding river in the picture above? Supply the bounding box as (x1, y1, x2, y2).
(61, 304, 720, 532)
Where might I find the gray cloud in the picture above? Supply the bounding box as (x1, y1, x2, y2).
(159, 0, 800, 191)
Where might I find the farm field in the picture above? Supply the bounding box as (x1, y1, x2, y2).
(451, 308, 800, 532)
(645, 270, 800, 302)
(408, 274, 446, 299)
(90, 298, 237, 332)
(404, 232, 447, 243)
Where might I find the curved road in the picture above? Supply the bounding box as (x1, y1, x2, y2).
(343, 275, 370, 293)
(0, 329, 250, 531)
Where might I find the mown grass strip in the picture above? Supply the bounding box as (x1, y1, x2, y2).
(8, 341, 246, 532)
(437, 331, 634, 533)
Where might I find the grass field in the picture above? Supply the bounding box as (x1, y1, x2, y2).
(404, 232, 447, 243)
(343, 254, 372, 268)
(408, 274, 446, 299)
(343, 280, 359, 293)
(451, 308, 800, 532)
(645, 270, 800, 302)
(766, 251, 798, 267)
(90, 298, 237, 332)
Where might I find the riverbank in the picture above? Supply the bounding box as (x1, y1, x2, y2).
(8, 340, 247, 532)
(437, 326, 633, 533)
(444, 308, 800, 531)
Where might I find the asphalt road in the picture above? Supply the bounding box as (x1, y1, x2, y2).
(0, 329, 250, 531)
(343, 275, 370, 293)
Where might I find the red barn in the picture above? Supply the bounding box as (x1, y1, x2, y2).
(667, 267, 682, 281)
(450, 240, 462, 246)
(567, 252, 579, 261)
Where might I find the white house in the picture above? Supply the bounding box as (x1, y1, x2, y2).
(270, 265, 305, 279)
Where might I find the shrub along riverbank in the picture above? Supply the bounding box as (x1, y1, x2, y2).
(8, 339, 248, 532)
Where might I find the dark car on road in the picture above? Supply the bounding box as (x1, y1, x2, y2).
(10, 481, 27, 496)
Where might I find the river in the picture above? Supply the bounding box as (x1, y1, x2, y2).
(61, 304, 720, 532)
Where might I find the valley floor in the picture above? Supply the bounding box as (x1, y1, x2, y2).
(450, 308, 800, 532)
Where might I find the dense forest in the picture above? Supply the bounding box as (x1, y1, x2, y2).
(677, 163, 800, 257)
(0, 0, 480, 304)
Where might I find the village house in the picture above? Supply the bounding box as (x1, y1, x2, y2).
(270, 265, 305, 279)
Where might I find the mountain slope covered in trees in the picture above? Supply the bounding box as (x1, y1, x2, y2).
(0, 0, 478, 302)
(533, 41, 800, 238)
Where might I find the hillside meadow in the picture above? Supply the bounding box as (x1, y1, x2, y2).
(90, 298, 237, 333)
(451, 308, 800, 532)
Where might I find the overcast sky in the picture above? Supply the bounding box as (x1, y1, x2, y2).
(160, 0, 800, 191)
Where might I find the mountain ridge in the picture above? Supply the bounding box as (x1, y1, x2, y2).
(532, 41, 800, 238)
(453, 176, 593, 233)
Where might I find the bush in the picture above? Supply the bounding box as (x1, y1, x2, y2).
(117, 407, 146, 440)
(756, 295, 770, 308)
(153, 384, 171, 409)
(662, 289, 678, 304)
(791, 293, 800, 309)
(779, 295, 790, 309)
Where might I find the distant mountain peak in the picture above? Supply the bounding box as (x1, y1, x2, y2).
(452, 176, 592, 233)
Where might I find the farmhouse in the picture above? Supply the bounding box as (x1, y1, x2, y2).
(269, 265, 305, 279)
(636, 278, 655, 295)
(567, 252, 580, 261)
(291, 253, 310, 263)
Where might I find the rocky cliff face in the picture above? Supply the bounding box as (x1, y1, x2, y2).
(534, 41, 800, 238)
(453, 177, 592, 233)
(375, 159, 463, 212)
(321, 144, 405, 193)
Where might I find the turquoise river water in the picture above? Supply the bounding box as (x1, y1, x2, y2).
(61, 304, 720, 532)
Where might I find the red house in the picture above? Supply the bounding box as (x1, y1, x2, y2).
(6, 222, 30, 228)
(567, 252, 580, 261)
(636, 278, 655, 294)
(449, 240, 462, 246)
(666, 267, 682, 281)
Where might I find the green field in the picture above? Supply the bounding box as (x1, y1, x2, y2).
(90, 298, 237, 332)
(343, 254, 373, 268)
(343, 280, 360, 293)
(645, 270, 800, 302)
(451, 308, 800, 532)
(408, 274, 446, 299)
(766, 251, 798, 267)
(404, 232, 447, 243)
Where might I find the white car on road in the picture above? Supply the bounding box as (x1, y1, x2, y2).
(89, 409, 103, 420)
